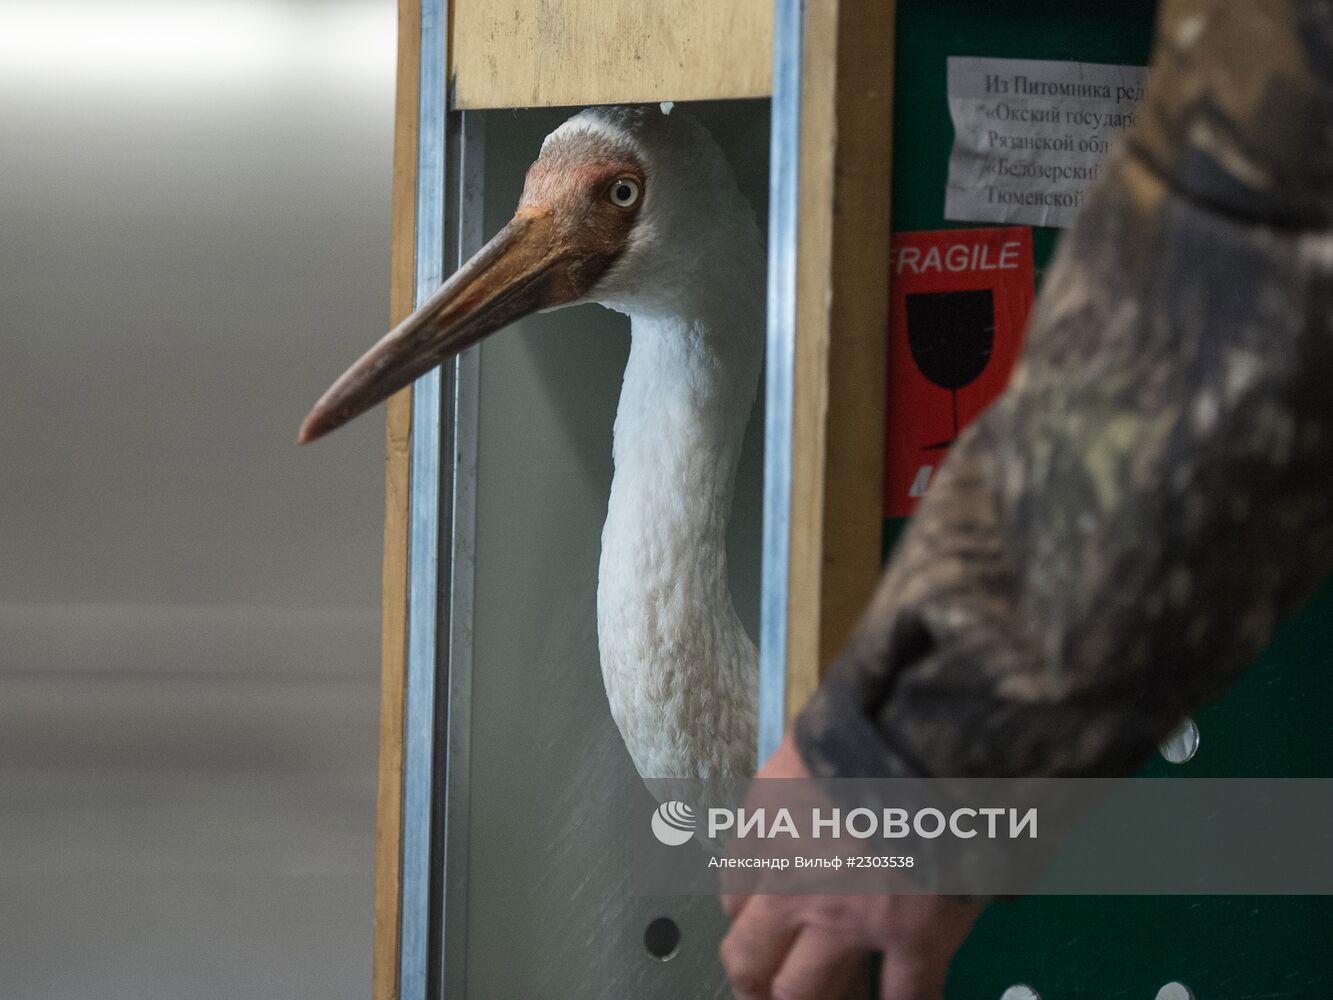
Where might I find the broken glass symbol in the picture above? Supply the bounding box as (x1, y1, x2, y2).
(905, 288, 995, 449)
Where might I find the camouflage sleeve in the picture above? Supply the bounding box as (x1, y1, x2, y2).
(796, 0, 1333, 780)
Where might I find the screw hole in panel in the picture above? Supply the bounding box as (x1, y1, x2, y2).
(644, 916, 681, 962)
(1159, 717, 1200, 764)
(1156, 982, 1195, 1000)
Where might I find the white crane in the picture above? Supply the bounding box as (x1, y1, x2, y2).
(300, 106, 764, 779)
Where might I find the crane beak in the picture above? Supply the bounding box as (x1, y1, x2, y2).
(298, 207, 583, 444)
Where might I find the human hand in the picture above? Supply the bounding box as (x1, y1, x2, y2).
(718, 734, 983, 1000)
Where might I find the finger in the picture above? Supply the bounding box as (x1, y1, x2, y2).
(878, 954, 948, 1000)
(720, 875, 766, 920)
(721, 891, 749, 920)
(769, 927, 865, 1000)
(720, 898, 798, 999)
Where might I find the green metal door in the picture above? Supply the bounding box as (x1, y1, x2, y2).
(886, 3, 1333, 996)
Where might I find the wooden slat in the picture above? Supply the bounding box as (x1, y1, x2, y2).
(372, 0, 421, 996)
(817, 0, 896, 673)
(450, 0, 772, 109)
(785, 0, 896, 723)
(783, 0, 838, 720)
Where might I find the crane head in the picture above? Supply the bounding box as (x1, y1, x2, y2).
(297, 103, 755, 445)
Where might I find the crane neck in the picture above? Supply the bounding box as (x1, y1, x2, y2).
(595, 290, 764, 778)
(606, 301, 762, 589)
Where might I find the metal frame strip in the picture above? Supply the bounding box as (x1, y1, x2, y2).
(439, 113, 484, 1000)
(398, 0, 448, 990)
(760, 0, 804, 764)
(399, 1, 483, 995)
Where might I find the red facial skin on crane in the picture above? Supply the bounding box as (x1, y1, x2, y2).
(298, 135, 646, 445)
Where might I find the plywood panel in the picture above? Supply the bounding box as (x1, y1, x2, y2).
(372, 0, 421, 996)
(451, 0, 772, 109)
(784, 0, 896, 722)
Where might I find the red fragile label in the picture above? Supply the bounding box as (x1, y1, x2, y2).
(884, 227, 1035, 517)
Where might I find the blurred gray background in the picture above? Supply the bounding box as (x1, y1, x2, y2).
(0, 2, 395, 997)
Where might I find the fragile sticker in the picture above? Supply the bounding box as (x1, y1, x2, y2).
(885, 227, 1035, 517)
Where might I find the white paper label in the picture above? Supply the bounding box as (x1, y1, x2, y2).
(944, 56, 1148, 229)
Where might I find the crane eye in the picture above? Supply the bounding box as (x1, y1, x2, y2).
(607, 177, 641, 208)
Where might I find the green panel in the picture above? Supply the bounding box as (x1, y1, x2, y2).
(887, 2, 1333, 996)
(891, 0, 1160, 281)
